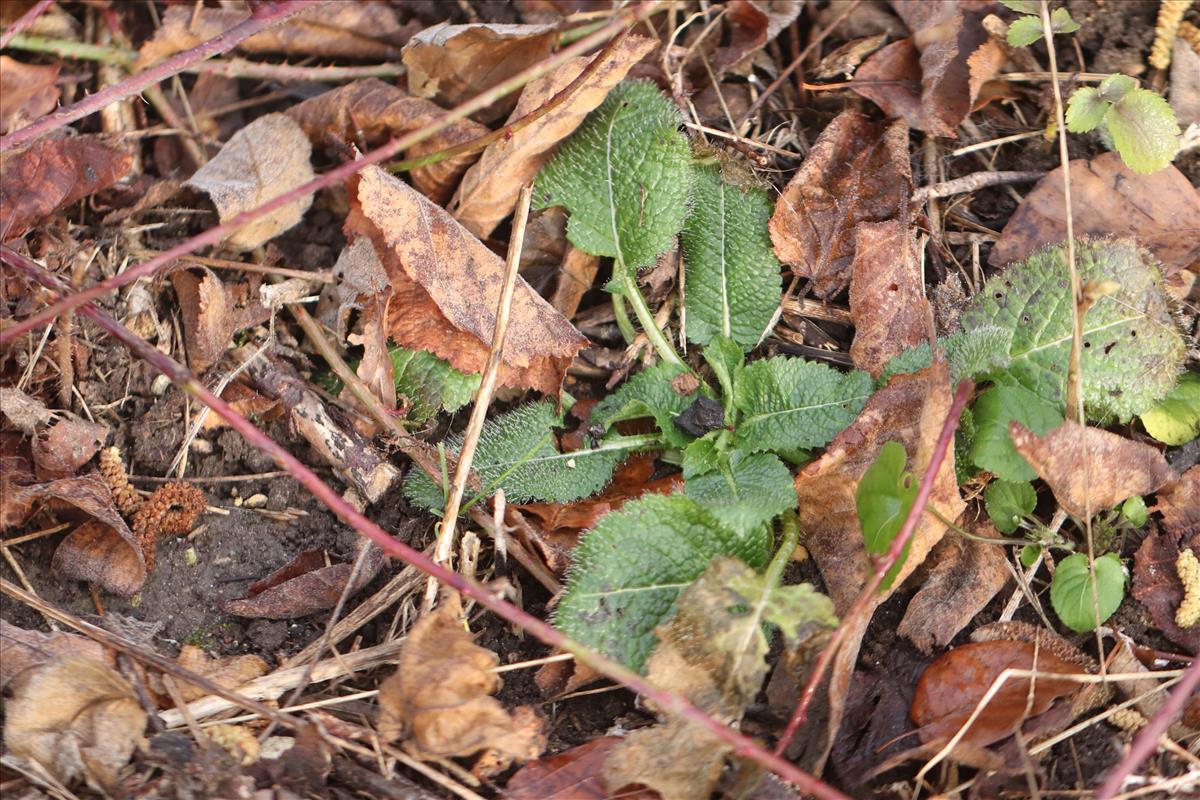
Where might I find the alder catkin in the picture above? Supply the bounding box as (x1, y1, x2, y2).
(1149, 0, 1194, 69)
(1175, 548, 1200, 628)
(1179, 20, 1200, 53)
(98, 446, 143, 516)
(131, 482, 206, 570)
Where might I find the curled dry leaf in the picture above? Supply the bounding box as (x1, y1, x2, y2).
(4, 656, 147, 792)
(185, 113, 314, 252)
(222, 541, 383, 620)
(0, 135, 133, 242)
(910, 640, 1086, 748)
(451, 35, 656, 239)
(329, 236, 390, 341)
(1009, 420, 1174, 519)
(136, 2, 412, 67)
(849, 219, 931, 378)
(31, 413, 108, 480)
(0, 619, 112, 688)
(403, 22, 559, 124)
(170, 266, 270, 372)
(0, 449, 36, 530)
(506, 737, 654, 800)
(0, 385, 54, 432)
(709, 0, 804, 78)
(1133, 529, 1200, 654)
(1153, 465, 1200, 537)
(288, 78, 489, 204)
(990, 152, 1200, 274)
(349, 164, 586, 395)
(768, 111, 911, 298)
(852, 1, 1005, 136)
(0, 56, 60, 135)
(154, 645, 269, 703)
(378, 599, 545, 773)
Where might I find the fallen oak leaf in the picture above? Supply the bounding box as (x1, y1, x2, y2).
(349, 164, 586, 395)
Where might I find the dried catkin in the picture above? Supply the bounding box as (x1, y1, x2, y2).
(98, 446, 143, 516)
(1179, 20, 1200, 53)
(1175, 548, 1200, 628)
(1109, 706, 1148, 732)
(1150, 0, 1194, 69)
(131, 482, 206, 570)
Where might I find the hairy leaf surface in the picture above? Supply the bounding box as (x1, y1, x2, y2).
(389, 346, 480, 423)
(591, 362, 702, 448)
(684, 452, 795, 535)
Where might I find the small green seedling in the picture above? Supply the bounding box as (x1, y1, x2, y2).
(1066, 74, 1180, 173)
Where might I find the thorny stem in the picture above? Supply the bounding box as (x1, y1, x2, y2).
(2, 245, 851, 800)
(620, 269, 685, 367)
(774, 378, 974, 757)
(0, 0, 326, 151)
(0, 3, 657, 347)
(0, 0, 54, 49)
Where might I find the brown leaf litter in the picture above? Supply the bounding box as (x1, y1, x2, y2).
(0, 619, 112, 688)
(222, 540, 384, 620)
(149, 645, 268, 704)
(169, 266, 270, 373)
(0, 56, 60, 136)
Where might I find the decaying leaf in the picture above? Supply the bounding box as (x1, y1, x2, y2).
(0, 135, 133, 242)
(1153, 465, 1200, 537)
(0, 57, 60, 135)
(849, 219, 931, 377)
(0, 620, 111, 688)
(222, 541, 383, 620)
(990, 152, 1200, 274)
(137, 2, 411, 67)
(852, 2, 1005, 136)
(31, 412, 108, 480)
(185, 113, 314, 252)
(910, 640, 1085, 747)
(378, 599, 545, 773)
(403, 22, 558, 124)
(170, 266, 270, 372)
(153, 646, 269, 703)
(1009, 420, 1174, 519)
(768, 111, 911, 298)
(1133, 529, 1200, 654)
(1170, 37, 1200, 127)
(708, 0, 804, 79)
(451, 35, 655, 239)
(348, 164, 586, 395)
(4, 656, 147, 792)
(288, 79, 489, 204)
(506, 737, 650, 800)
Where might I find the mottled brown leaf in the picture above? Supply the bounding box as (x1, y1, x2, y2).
(349, 164, 586, 395)
(288, 79, 488, 204)
(0, 620, 111, 688)
(0, 57, 60, 135)
(1133, 530, 1200, 654)
(1009, 420, 1174, 519)
(990, 152, 1200, 274)
(910, 640, 1085, 747)
(185, 113, 314, 252)
(170, 266, 270, 373)
(506, 737, 642, 800)
(31, 413, 107, 480)
(403, 22, 558, 124)
(451, 35, 655, 239)
(0, 135, 132, 242)
(898, 520, 1010, 653)
(1153, 466, 1200, 537)
(768, 111, 910, 298)
(849, 219, 931, 377)
(1170, 38, 1200, 127)
(222, 542, 383, 620)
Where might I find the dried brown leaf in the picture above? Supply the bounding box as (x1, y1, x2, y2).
(4, 656, 147, 792)
(990, 152, 1200, 274)
(31, 413, 108, 480)
(170, 266, 270, 372)
(185, 112, 314, 252)
(0, 620, 112, 688)
(222, 542, 383, 620)
(137, 3, 412, 67)
(1133, 530, 1200, 654)
(346, 295, 397, 412)
(328, 237, 390, 341)
(451, 35, 655, 239)
(768, 111, 911, 298)
(349, 164, 586, 395)
(403, 22, 558, 124)
(849, 219, 931, 377)
(0, 57, 60, 135)
(168, 646, 269, 703)
(710, 0, 804, 78)
(898, 520, 1010, 653)
(1153, 465, 1200, 537)
(1009, 420, 1174, 519)
(0, 385, 53, 432)
(515, 0, 612, 24)
(910, 640, 1085, 747)
(1170, 38, 1200, 127)
(378, 600, 545, 771)
(0, 449, 36, 530)
(506, 737, 646, 800)
(0, 135, 133, 242)
(287, 79, 489, 204)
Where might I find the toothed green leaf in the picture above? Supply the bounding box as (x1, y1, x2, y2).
(1050, 7, 1079, 34)
(999, 0, 1040, 14)
(879, 326, 1015, 386)
(984, 480, 1038, 534)
(1105, 87, 1180, 174)
(1140, 372, 1200, 446)
(1066, 87, 1109, 133)
(681, 164, 782, 348)
(555, 494, 770, 671)
(1051, 552, 1126, 633)
(389, 346, 480, 423)
(960, 239, 1186, 421)
(404, 402, 636, 511)
(1006, 15, 1044, 47)
(534, 81, 693, 273)
(684, 453, 795, 535)
(970, 384, 1064, 482)
(591, 362, 703, 448)
(732, 356, 873, 455)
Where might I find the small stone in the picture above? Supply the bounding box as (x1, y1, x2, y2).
(243, 493, 268, 509)
(151, 374, 172, 396)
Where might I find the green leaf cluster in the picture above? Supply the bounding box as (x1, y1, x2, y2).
(1003, 3, 1079, 48)
(1067, 74, 1180, 174)
(984, 480, 1038, 534)
(389, 346, 480, 423)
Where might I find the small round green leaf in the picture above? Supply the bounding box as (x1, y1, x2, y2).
(1140, 372, 1200, 446)
(1066, 87, 1109, 133)
(1097, 73, 1137, 104)
(984, 480, 1037, 534)
(1120, 496, 1148, 527)
(1006, 16, 1044, 47)
(1050, 552, 1126, 633)
(856, 440, 918, 590)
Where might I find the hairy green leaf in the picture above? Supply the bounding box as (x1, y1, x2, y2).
(534, 81, 693, 272)
(999, 0, 1040, 14)
(684, 453, 795, 535)
(555, 494, 770, 671)
(960, 238, 1186, 421)
(984, 480, 1037, 534)
(1050, 552, 1126, 633)
(681, 164, 781, 348)
(389, 346, 480, 423)
(405, 402, 637, 511)
(1098, 73, 1137, 104)
(732, 356, 873, 455)
(1066, 87, 1109, 133)
(1050, 7, 1080, 34)
(970, 385, 1064, 482)
(1140, 372, 1200, 446)
(682, 431, 722, 479)
(878, 327, 1014, 387)
(703, 335, 744, 413)
(1006, 15, 1043, 47)
(1105, 87, 1181, 174)
(856, 440, 918, 590)
(591, 362, 701, 448)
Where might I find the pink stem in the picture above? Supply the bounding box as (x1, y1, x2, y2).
(0, 0, 324, 151)
(1, 244, 850, 800)
(0, 0, 54, 49)
(774, 378, 974, 755)
(1095, 655, 1200, 799)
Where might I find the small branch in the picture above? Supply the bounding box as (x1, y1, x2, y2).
(0, 0, 53, 49)
(911, 170, 1044, 203)
(0, 0, 326, 151)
